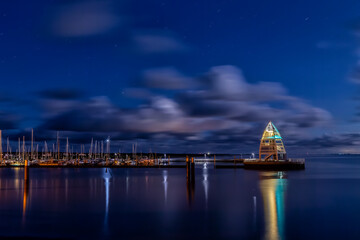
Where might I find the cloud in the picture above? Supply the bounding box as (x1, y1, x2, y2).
(38, 88, 84, 100)
(142, 67, 193, 89)
(40, 96, 123, 132)
(0, 93, 13, 103)
(47, 1, 192, 57)
(119, 96, 230, 134)
(316, 41, 349, 49)
(287, 133, 360, 154)
(123, 88, 153, 99)
(0, 111, 19, 130)
(30, 65, 332, 153)
(0, 64, 330, 153)
(350, 20, 360, 84)
(178, 66, 330, 131)
(348, 21, 360, 121)
(200, 65, 288, 101)
(133, 31, 189, 54)
(350, 61, 360, 84)
(51, 1, 122, 37)
(39, 95, 229, 135)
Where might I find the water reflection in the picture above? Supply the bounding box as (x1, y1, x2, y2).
(259, 171, 287, 240)
(22, 167, 29, 223)
(202, 165, 209, 208)
(186, 164, 195, 206)
(103, 168, 112, 235)
(126, 173, 129, 197)
(253, 195, 257, 231)
(163, 170, 168, 204)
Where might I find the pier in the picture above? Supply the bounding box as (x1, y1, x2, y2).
(0, 123, 305, 170)
(243, 122, 305, 170)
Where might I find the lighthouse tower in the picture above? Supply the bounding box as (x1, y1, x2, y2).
(259, 122, 287, 161)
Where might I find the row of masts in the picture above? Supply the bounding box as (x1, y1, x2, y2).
(0, 128, 167, 168)
(0, 129, 115, 163)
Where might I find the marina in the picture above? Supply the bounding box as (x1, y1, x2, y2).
(0, 122, 305, 171)
(1, 0, 356, 239)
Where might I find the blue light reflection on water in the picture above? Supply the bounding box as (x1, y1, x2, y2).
(0, 156, 359, 239)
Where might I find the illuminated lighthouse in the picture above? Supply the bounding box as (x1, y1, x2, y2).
(258, 121, 287, 161)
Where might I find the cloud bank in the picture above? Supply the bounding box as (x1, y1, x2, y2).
(0, 65, 331, 153)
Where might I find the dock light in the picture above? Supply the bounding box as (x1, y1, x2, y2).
(207, 152, 210, 155)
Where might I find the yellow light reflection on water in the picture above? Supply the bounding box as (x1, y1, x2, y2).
(260, 172, 287, 240)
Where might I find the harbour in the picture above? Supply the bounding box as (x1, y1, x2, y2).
(1, 0, 357, 238)
(0, 122, 306, 171)
(0, 155, 357, 239)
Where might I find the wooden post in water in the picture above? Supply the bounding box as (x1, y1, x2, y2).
(24, 153, 28, 167)
(191, 157, 195, 184)
(214, 155, 216, 167)
(168, 155, 170, 165)
(186, 155, 193, 205)
(186, 156, 190, 181)
(190, 157, 195, 200)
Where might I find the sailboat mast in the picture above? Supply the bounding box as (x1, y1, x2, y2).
(0, 130, 3, 164)
(22, 136, 25, 162)
(31, 129, 33, 160)
(57, 131, 60, 160)
(18, 137, 20, 159)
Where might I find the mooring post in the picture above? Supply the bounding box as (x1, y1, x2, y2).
(214, 155, 216, 167)
(186, 156, 190, 181)
(191, 157, 195, 184)
(23, 164, 29, 218)
(186, 155, 193, 206)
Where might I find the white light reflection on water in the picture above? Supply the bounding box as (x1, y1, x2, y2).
(202, 164, 209, 208)
(103, 168, 112, 236)
(163, 170, 168, 204)
(126, 171, 129, 197)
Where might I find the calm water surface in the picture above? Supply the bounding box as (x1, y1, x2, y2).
(0, 156, 360, 239)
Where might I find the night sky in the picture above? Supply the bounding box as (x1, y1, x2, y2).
(1, 0, 360, 154)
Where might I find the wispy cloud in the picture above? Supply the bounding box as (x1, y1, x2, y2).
(51, 1, 122, 37)
(143, 67, 193, 89)
(0, 111, 19, 129)
(133, 31, 189, 54)
(20, 65, 332, 153)
(37, 88, 84, 100)
(316, 41, 349, 49)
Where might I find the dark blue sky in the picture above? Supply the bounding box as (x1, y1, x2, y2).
(1, 0, 360, 153)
